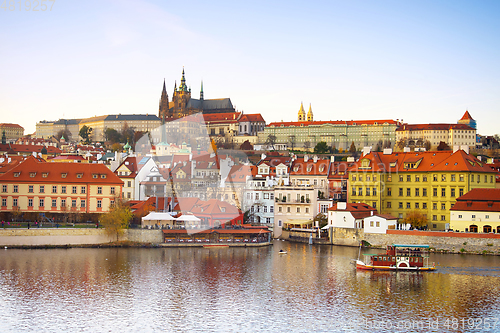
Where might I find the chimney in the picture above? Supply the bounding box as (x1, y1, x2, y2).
(403, 147, 411, 153)
(461, 145, 470, 154)
(313, 155, 318, 163)
(383, 148, 392, 155)
(362, 146, 372, 156)
(453, 145, 460, 153)
(330, 155, 335, 163)
(337, 202, 347, 210)
(304, 155, 309, 162)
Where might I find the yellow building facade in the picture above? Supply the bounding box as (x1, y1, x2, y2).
(348, 150, 496, 230)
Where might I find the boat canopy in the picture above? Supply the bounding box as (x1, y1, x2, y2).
(392, 244, 430, 248)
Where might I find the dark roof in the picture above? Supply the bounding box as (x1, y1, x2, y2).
(187, 98, 234, 111)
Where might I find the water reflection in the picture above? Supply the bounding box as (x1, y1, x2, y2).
(1, 243, 500, 332)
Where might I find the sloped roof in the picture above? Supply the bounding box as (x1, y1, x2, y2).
(0, 123, 24, 129)
(267, 119, 398, 127)
(460, 111, 474, 121)
(290, 157, 329, 176)
(202, 112, 241, 123)
(187, 98, 234, 110)
(328, 203, 377, 219)
(239, 114, 265, 122)
(451, 189, 500, 212)
(348, 151, 496, 173)
(0, 144, 61, 154)
(0, 156, 122, 184)
(396, 123, 474, 131)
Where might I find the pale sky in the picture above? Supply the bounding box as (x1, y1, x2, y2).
(1, 0, 499, 135)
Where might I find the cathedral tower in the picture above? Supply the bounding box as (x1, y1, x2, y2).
(298, 102, 305, 121)
(158, 79, 169, 123)
(307, 104, 313, 122)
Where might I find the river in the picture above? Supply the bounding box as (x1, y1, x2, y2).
(1, 241, 500, 332)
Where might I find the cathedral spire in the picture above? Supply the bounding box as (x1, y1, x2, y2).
(159, 78, 169, 123)
(179, 67, 188, 92)
(307, 103, 313, 122)
(298, 102, 305, 121)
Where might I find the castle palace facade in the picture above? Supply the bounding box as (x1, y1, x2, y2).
(158, 69, 235, 123)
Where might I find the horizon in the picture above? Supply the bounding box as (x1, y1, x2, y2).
(1, 0, 499, 135)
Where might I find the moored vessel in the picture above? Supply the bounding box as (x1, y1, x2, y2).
(355, 244, 436, 271)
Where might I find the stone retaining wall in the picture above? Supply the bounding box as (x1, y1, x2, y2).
(0, 228, 164, 246)
(330, 227, 500, 254)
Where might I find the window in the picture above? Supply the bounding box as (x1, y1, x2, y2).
(305, 208, 309, 213)
(441, 215, 446, 221)
(441, 203, 446, 210)
(433, 203, 437, 210)
(13, 185, 18, 193)
(61, 173, 67, 178)
(406, 175, 411, 182)
(485, 215, 489, 219)
(61, 199, 66, 207)
(451, 174, 456, 181)
(423, 176, 427, 182)
(352, 187, 356, 196)
(376, 221, 380, 227)
(255, 193, 259, 200)
(52, 199, 57, 207)
(472, 214, 476, 218)
(450, 188, 455, 197)
(61, 186, 66, 194)
(28, 198, 33, 207)
(1, 198, 6, 206)
(264, 206, 268, 213)
(406, 188, 411, 196)
(81, 186, 86, 194)
(422, 188, 427, 197)
(287, 207, 291, 213)
(29, 185, 34, 193)
(72, 186, 77, 194)
(13, 198, 17, 207)
(415, 188, 420, 196)
(97, 187, 102, 194)
(399, 202, 403, 209)
(366, 188, 370, 196)
(459, 174, 464, 182)
(278, 207, 282, 212)
(406, 202, 411, 209)
(415, 202, 419, 209)
(127, 192, 131, 199)
(264, 193, 269, 199)
(432, 215, 437, 221)
(387, 188, 392, 196)
(81, 199, 86, 208)
(92, 174, 98, 179)
(423, 203, 427, 209)
(270, 193, 274, 200)
(459, 188, 464, 197)
(97, 200, 102, 208)
(101, 174, 106, 179)
(458, 214, 462, 219)
(399, 175, 403, 182)
(39, 185, 45, 193)
(1, 185, 6, 193)
(415, 176, 420, 182)
(441, 188, 446, 197)
(52, 186, 57, 193)
(370, 221, 374, 227)
(359, 175, 363, 181)
(296, 207, 300, 213)
(39, 198, 44, 207)
(110, 187, 115, 195)
(471, 175, 474, 182)
(270, 206, 274, 213)
(352, 175, 356, 181)
(441, 175, 446, 181)
(77, 173, 83, 179)
(399, 188, 403, 196)
(358, 187, 363, 196)
(372, 202, 377, 209)
(433, 174, 437, 181)
(266, 217, 271, 224)
(433, 188, 437, 197)
(72, 199, 77, 207)
(127, 181, 131, 188)
(386, 202, 392, 208)
(373, 188, 377, 196)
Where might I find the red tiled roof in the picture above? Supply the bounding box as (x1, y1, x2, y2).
(460, 111, 474, 121)
(0, 123, 24, 129)
(290, 158, 329, 176)
(267, 119, 398, 127)
(0, 156, 122, 184)
(239, 114, 265, 122)
(453, 188, 500, 202)
(396, 123, 474, 131)
(348, 150, 496, 173)
(203, 112, 241, 123)
(0, 144, 61, 154)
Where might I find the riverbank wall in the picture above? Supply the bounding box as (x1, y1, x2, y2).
(0, 229, 163, 247)
(330, 227, 500, 255)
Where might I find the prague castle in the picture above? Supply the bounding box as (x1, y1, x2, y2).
(158, 68, 235, 122)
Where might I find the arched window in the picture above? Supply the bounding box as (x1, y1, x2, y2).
(469, 225, 478, 233)
(483, 225, 492, 233)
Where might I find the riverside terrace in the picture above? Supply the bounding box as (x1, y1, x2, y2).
(161, 226, 271, 247)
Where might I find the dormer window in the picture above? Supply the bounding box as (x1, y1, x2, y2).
(30, 172, 36, 178)
(14, 172, 20, 177)
(42, 173, 48, 178)
(101, 174, 106, 179)
(307, 165, 312, 172)
(92, 174, 98, 179)
(61, 173, 67, 178)
(77, 173, 83, 178)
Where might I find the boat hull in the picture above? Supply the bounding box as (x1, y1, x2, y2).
(355, 260, 436, 271)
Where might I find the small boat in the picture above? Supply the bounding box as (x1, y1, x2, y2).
(355, 244, 436, 271)
(278, 250, 287, 254)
